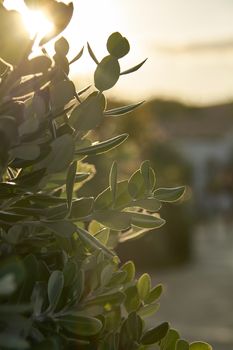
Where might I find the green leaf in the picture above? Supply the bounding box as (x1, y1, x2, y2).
(69, 93, 104, 131)
(15, 168, 46, 188)
(41, 220, 77, 238)
(126, 312, 143, 342)
(124, 286, 141, 313)
(70, 198, 94, 219)
(109, 161, 117, 202)
(66, 161, 77, 214)
(138, 302, 160, 318)
(128, 170, 146, 199)
(69, 46, 84, 64)
(87, 42, 99, 64)
(175, 339, 189, 350)
(18, 114, 39, 137)
(120, 58, 147, 75)
(48, 270, 64, 311)
(189, 342, 212, 350)
(39, 1, 73, 45)
(144, 284, 163, 304)
(121, 261, 135, 283)
(94, 228, 109, 245)
(10, 144, 40, 161)
(94, 55, 120, 91)
(0, 116, 18, 146)
(39, 134, 75, 173)
(137, 273, 151, 300)
(55, 37, 69, 56)
(93, 210, 131, 231)
(58, 315, 102, 336)
(86, 291, 125, 307)
(77, 226, 115, 258)
(140, 161, 156, 192)
(25, 55, 52, 74)
(160, 329, 180, 350)
(154, 187, 186, 202)
(131, 212, 165, 229)
(132, 198, 161, 212)
(107, 32, 130, 58)
(75, 134, 128, 156)
(104, 101, 144, 116)
(141, 322, 169, 345)
(50, 80, 75, 112)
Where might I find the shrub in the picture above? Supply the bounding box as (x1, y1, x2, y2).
(0, 1, 211, 349)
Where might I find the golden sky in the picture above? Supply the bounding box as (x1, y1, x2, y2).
(4, 0, 233, 105)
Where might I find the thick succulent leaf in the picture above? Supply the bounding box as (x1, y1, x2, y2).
(160, 328, 180, 350)
(58, 314, 102, 336)
(41, 220, 77, 238)
(93, 210, 132, 231)
(175, 339, 189, 350)
(124, 285, 141, 313)
(55, 37, 69, 56)
(131, 212, 165, 229)
(94, 55, 120, 91)
(141, 322, 169, 345)
(50, 80, 75, 112)
(144, 284, 163, 304)
(76, 226, 115, 258)
(14, 168, 46, 188)
(107, 32, 130, 58)
(36, 134, 75, 173)
(69, 46, 84, 65)
(0, 7, 31, 65)
(140, 161, 156, 192)
(22, 56, 52, 75)
(104, 101, 144, 116)
(154, 187, 186, 202)
(132, 198, 161, 212)
(10, 144, 40, 161)
(86, 291, 125, 307)
(87, 42, 99, 64)
(66, 161, 77, 214)
(69, 93, 104, 131)
(189, 342, 212, 350)
(121, 261, 135, 283)
(138, 302, 160, 318)
(48, 270, 64, 311)
(137, 273, 151, 300)
(109, 161, 117, 202)
(128, 169, 146, 199)
(75, 134, 128, 156)
(39, 2, 74, 45)
(126, 312, 143, 342)
(120, 58, 147, 75)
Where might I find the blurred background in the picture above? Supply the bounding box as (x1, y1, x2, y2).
(5, 0, 233, 348)
(69, 1, 233, 349)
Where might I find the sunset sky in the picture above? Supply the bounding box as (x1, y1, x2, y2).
(5, 0, 233, 105)
(65, 0, 233, 105)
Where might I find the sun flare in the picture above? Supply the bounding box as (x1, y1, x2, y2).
(22, 10, 54, 40)
(3, 0, 54, 40)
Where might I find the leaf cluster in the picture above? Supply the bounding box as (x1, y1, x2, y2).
(0, 1, 211, 349)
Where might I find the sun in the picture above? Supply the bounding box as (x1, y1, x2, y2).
(24, 9, 53, 41)
(22, 10, 54, 40)
(3, 0, 54, 40)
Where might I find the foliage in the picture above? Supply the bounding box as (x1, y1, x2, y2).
(0, 1, 211, 349)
